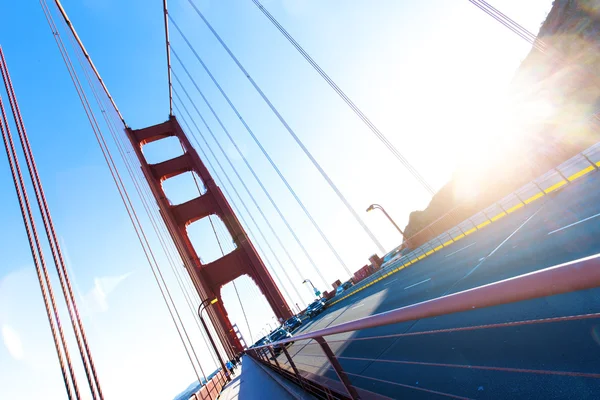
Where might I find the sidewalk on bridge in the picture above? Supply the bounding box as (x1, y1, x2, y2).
(218, 356, 315, 400)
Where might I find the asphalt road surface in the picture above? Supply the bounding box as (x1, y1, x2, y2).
(277, 171, 600, 399)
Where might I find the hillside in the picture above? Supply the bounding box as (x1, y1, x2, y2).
(403, 0, 600, 245)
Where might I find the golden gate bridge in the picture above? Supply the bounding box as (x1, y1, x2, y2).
(2, 0, 600, 399)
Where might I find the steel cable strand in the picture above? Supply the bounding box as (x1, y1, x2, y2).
(172, 75, 320, 294)
(168, 20, 351, 276)
(2, 37, 104, 399)
(182, 2, 385, 253)
(251, 0, 436, 195)
(173, 89, 310, 304)
(172, 69, 327, 289)
(173, 109, 303, 313)
(64, 17, 211, 382)
(173, 99, 306, 307)
(86, 75, 213, 384)
(43, 1, 206, 385)
(170, 43, 337, 282)
(0, 87, 77, 400)
(97, 79, 227, 368)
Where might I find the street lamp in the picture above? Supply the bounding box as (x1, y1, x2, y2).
(198, 298, 230, 382)
(367, 203, 405, 239)
(302, 279, 321, 298)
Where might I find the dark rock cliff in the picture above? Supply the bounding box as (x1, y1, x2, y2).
(403, 0, 600, 244)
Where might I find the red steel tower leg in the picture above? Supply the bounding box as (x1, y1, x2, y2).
(126, 117, 292, 355)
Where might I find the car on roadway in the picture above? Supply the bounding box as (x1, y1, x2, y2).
(268, 327, 293, 352)
(306, 299, 325, 318)
(381, 245, 407, 269)
(284, 315, 302, 332)
(335, 281, 353, 296)
(250, 336, 271, 349)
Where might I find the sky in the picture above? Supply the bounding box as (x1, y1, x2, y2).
(0, 0, 553, 399)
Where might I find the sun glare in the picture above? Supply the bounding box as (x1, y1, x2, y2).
(2, 324, 24, 361)
(448, 87, 556, 203)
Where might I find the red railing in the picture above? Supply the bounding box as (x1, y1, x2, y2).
(190, 370, 228, 400)
(246, 255, 600, 399)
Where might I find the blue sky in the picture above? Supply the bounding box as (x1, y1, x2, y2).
(0, 0, 552, 398)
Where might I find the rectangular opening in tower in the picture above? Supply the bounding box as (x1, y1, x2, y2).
(141, 135, 184, 164)
(187, 214, 237, 264)
(161, 171, 206, 205)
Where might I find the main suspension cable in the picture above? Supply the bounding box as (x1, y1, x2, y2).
(44, 0, 205, 384)
(0, 70, 78, 400)
(251, 0, 436, 196)
(184, 0, 385, 253)
(87, 69, 214, 381)
(0, 46, 103, 400)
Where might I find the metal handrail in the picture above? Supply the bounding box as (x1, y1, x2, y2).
(256, 254, 600, 345)
(247, 254, 600, 399)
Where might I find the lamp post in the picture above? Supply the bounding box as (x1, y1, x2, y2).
(302, 279, 321, 298)
(367, 204, 405, 239)
(198, 298, 230, 382)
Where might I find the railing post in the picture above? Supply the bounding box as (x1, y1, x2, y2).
(260, 348, 268, 364)
(533, 181, 546, 195)
(514, 192, 526, 205)
(264, 348, 272, 365)
(282, 346, 306, 389)
(582, 153, 599, 170)
(465, 218, 477, 230)
(267, 346, 281, 369)
(555, 167, 570, 183)
(496, 202, 508, 214)
(315, 337, 360, 400)
(482, 210, 493, 223)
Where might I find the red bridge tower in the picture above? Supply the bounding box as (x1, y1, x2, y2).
(126, 116, 292, 356)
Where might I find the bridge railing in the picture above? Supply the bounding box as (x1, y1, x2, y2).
(246, 255, 600, 399)
(326, 141, 600, 307)
(190, 370, 228, 400)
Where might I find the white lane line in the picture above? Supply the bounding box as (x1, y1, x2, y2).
(548, 211, 600, 235)
(465, 206, 545, 278)
(324, 315, 334, 320)
(444, 242, 476, 258)
(351, 303, 364, 310)
(384, 278, 398, 286)
(404, 278, 431, 290)
(489, 206, 545, 258)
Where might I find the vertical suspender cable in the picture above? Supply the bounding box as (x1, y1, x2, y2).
(172, 68, 329, 287)
(0, 47, 103, 400)
(41, 0, 206, 384)
(251, 0, 436, 196)
(163, 0, 174, 115)
(208, 215, 255, 344)
(171, 59, 331, 284)
(81, 57, 214, 382)
(0, 84, 78, 400)
(169, 17, 351, 276)
(173, 100, 305, 307)
(172, 85, 314, 299)
(184, 0, 385, 253)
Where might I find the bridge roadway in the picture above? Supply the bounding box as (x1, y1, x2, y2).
(277, 171, 600, 399)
